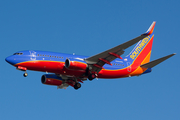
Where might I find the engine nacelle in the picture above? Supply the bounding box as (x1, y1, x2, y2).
(41, 74, 63, 86)
(65, 58, 87, 70)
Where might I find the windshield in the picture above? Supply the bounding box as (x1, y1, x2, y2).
(13, 53, 23, 55)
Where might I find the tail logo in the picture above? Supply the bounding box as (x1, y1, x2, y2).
(130, 36, 151, 60)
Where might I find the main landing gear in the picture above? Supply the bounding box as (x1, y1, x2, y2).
(72, 78, 82, 90)
(74, 83, 81, 90)
(88, 73, 96, 81)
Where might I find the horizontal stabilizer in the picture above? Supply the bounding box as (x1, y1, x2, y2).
(141, 53, 176, 68)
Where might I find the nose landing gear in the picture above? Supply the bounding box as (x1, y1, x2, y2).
(16, 66, 28, 77)
(23, 72, 28, 77)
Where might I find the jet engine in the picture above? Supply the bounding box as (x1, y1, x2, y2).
(65, 58, 87, 70)
(41, 74, 81, 90)
(41, 74, 63, 86)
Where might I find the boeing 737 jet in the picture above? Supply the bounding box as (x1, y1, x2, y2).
(5, 22, 176, 90)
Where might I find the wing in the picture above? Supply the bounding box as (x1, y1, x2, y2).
(85, 21, 156, 73)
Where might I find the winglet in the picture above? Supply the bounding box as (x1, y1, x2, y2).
(143, 21, 156, 35)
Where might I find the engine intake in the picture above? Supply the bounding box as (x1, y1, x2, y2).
(65, 58, 87, 70)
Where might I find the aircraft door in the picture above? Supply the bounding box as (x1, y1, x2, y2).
(29, 51, 36, 60)
(127, 62, 131, 72)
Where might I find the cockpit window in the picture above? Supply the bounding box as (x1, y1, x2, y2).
(13, 53, 23, 55)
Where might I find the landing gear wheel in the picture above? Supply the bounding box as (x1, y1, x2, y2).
(74, 83, 81, 90)
(88, 74, 96, 81)
(23, 72, 28, 77)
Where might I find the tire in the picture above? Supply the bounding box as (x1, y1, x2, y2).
(88, 74, 95, 81)
(23, 73, 28, 77)
(74, 83, 81, 90)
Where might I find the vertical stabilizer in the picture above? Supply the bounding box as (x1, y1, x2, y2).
(127, 33, 154, 65)
(125, 22, 156, 76)
(127, 22, 156, 66)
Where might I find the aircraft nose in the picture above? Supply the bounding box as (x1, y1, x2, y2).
(5, 56, 15, 65)
(5, 56, 10, 63)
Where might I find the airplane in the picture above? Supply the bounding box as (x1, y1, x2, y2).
(5, 21, 176, 90)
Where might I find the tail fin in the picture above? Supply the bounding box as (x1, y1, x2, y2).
(127, 21, 156, 65)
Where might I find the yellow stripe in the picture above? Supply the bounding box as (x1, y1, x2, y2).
(130, 35, 154, 65)
(127, 51, 152, 76)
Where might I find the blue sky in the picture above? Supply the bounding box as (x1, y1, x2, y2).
(1, 0, 180, 120)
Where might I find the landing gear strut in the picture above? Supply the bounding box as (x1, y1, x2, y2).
(23, 72, 28, 77)
(74, 83, 81, 90)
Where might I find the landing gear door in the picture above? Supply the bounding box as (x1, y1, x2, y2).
(29, 51, 36, 60)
